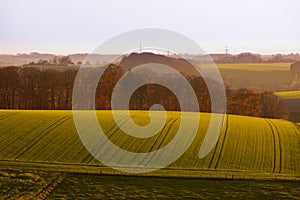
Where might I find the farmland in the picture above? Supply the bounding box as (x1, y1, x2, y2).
(275, 90, 300, 99)
(0, 110, 299, 178)
(216, 63, 291, 91)
(47, 174, 300, 199)
(1, 170, 299, 199)
(0, 109, 300, 198)
(217, 63, 291, 71)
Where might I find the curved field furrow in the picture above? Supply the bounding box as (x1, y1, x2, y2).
(267, 119, 283, 173)
(25, 117, 76, 162)
(0, 110, 299, 179)
(206, 117, 226, 169)
(109, 112, 179, 152)
(60, 139, 88, 163)
(260, 120, 275, 172)
(140, 117, 180, 166)
(217, 115, 248, 170)
(102, 113, 181, 166)
(231, 117, 272, 172)
(265, 119, 281, 173)
(257, 124, 265, 171)
(226, 116, 243, 170)
(81, 114, 139, 164)
(142, 116, 178, 152)
(268, 120, 300, 174)
(162, 112, 209, 169)
(225, 133, 239, 169)
(0, 112, 70, 159)
(106, 116, 161, 166)
(0, 113, 48, 153)
(8, 116, 70, 160)
(0, 111, 20, 121)
(210, 115, 229, 169)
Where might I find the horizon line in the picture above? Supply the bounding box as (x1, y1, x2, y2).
(1, 51, 300, 56)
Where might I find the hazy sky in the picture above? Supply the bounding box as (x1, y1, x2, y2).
(1, 0, 299, 54)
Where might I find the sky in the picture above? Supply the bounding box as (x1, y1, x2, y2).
(1, 0, 299, 55)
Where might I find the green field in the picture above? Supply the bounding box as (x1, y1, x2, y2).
(216, 63, 291, 91)
(1, 110, 300, 199)
(275, 90, 300, 99)
(48, 174, 300, 200)
(1, 169, 299, 199)
(217, 63, 291, 71)
(0, 110, 299, 180)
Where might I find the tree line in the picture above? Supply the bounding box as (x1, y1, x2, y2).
(214, 52, 300, 63)
(0, 65, 287, 119)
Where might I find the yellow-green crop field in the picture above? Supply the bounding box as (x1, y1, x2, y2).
(0, 110, 299, 180)
(216, 63, 291, 71)
(275, 90, 300, 99)
(216, 63, 291, 90)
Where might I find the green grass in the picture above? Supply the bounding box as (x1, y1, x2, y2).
(275, 90, 300, 99)
(48, 174, 300, 199)
(0, 110, 299, 180)
(216, 63, 291, 90)
(1, 170, 299, 199)
(0, 169, 63, 199)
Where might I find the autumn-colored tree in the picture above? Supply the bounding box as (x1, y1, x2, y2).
(0, 66, 288, 119)
(260, 92, 287, 119)
(58, 56, 73, 65)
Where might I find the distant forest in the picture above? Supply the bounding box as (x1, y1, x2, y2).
(0, 65, 287, 119)
(212, 52, 300, 63)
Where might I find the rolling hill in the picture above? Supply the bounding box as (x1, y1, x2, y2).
(0, 110, 299, 180)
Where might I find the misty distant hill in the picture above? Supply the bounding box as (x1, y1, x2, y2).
(1, 52, 300, 67)
(0, 52, 119, 67)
